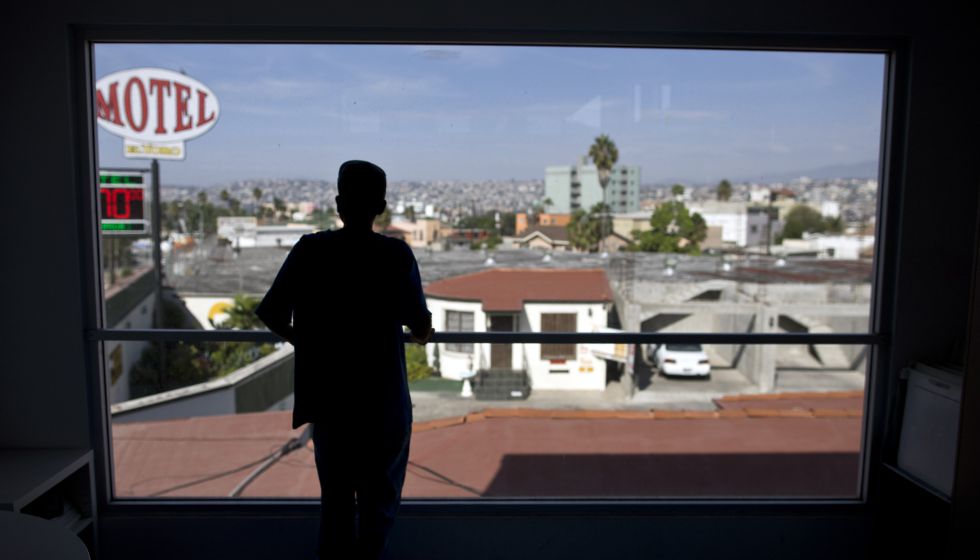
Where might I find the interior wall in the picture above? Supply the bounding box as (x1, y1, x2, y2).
(1, 0, 977, 558)
(99, 510, 870, 560)
(0, 14, 93, 449)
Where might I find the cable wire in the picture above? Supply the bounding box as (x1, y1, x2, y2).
(228, 425, 312, 498)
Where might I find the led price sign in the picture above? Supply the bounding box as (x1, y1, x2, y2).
(100, 172, 149, 235)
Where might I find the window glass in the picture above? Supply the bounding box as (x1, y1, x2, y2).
(445, 310, 475, 353)
(110, 340, 867, 498)
(95, 44, 884, 499)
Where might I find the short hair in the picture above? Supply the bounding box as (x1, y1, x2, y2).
(337, 160, 386, 204)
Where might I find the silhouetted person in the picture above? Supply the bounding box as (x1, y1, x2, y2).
(256, 160, 432, 560)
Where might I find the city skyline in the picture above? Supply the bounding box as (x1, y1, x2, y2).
(95, 44, 885, 186)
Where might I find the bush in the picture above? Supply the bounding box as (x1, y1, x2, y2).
(405, 343, 433, 382)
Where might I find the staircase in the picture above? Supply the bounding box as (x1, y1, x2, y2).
(472, 369, 531, 400)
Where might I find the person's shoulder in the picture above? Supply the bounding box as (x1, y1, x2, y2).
(302, 229, 338, 244)
(378, 233, 415, 258)
(292, 230, 337, 254)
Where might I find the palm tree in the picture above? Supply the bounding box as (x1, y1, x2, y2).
(716, 179, 732, 201)
(252, 187, 263, 218)
(589, 134, 619, 254)
(589, 134, 619, 190)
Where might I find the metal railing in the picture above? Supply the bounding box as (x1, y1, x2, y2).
(93, 328, 882, 345)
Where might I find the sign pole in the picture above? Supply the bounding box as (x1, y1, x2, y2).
(150, 159, 166, 386)
(151, 159, 163, 308)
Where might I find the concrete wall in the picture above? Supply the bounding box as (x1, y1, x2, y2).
(111, 346, 294, 423)
(103, 290, 155, 403)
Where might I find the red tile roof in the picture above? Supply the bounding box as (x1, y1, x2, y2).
(424, 268, 613, 311)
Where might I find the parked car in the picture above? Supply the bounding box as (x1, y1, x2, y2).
(648, 343, 711, 378)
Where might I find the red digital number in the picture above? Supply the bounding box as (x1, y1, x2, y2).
(113, 189, 131, 219)
(101, 187, 142, 220)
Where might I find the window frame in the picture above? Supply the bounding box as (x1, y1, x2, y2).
(72, 28, 907, 521)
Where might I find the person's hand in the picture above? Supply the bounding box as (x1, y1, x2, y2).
(410, 327, 434, 345)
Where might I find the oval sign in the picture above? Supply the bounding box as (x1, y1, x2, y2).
(95, 67, 220, 143)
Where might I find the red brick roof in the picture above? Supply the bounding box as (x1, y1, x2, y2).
(424, 268, 613, 311)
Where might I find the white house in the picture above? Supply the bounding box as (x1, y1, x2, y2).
(688, 200, 774, 248)
(780, 233, 875, 259)
(424, 268, 614, 392)
(501, 226, 571, 251)
(216, 217, 315, 248)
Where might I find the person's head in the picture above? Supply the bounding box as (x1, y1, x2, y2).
(335, 160, 386, 229)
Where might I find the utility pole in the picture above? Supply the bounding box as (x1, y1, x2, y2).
(766, 190, 775, 256)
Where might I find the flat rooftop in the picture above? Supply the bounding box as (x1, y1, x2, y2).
(112, 392, 862, 499)
(165, 238, 872, 296)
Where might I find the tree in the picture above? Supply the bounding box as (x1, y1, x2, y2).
(456, 211, 515, 236)
(471, 231, 501, 250)
(568, 203, 611, 252)
(222, 294, 264, 330)
(405, 344, 432, 382)
(204, 295, 274, 377)
(781, 205, 837, 240)
(717, 179, 732, 201)
(312, 206, 337, 230)
(499, 212, 516, 236)
(374, 206, 392, 230)
(589, 134, 619, 187)
(197, 191, 208, 204)
(252, 187, 263, 217)
(671, 184, 685, 198)
(589, 135, 619, 252)
(220, 189, 230, 203)
(825, 215, 844, 234)
(631, 201, 707, 254)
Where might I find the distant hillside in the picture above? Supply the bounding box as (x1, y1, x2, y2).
(755, 160, 879, 182)
(644, 160, 879, 188)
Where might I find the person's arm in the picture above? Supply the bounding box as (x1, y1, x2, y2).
(409, 313, 433, 345)
(401, 245, 433, 345)
(255, 235, 305, 344)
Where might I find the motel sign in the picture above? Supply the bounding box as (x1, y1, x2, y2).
(95, 67, 220, 160)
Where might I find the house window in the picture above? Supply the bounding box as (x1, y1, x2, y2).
(445, 310, 474, 353)
(540, 313, 576, 359)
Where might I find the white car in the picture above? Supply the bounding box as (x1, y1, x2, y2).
(649, 343, 711, 378)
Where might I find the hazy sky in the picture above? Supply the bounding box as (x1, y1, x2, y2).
(94, 44, 885, 185)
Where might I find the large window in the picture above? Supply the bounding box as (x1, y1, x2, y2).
(93, 43, 885, 500)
